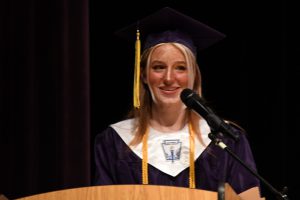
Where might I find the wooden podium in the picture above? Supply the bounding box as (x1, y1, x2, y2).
(16, 184, 242, 200)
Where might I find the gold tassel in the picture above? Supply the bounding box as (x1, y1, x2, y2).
(133, 29, 141, 109)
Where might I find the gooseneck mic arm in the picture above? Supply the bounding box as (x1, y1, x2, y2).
(209, 133, 289, 200)
(180, 88, 289, 200)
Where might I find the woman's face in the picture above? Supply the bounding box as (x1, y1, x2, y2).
(145, 43, 189, 106)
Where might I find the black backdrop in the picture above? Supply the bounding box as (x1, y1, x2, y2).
(1, 0, 298, 200)
(0, 0, 90, 198)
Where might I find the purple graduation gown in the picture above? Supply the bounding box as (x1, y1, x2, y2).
(93, 125, 260, 194)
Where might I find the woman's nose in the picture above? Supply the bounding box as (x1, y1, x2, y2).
(164, 68, 175, 83)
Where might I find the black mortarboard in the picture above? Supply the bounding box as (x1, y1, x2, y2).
(115, 7, 226, 109)
(115, 7, 226, 54)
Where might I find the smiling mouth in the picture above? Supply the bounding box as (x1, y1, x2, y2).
(159, 87, 180, 94)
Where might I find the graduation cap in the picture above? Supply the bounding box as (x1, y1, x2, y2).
(115, 7, 226, 109)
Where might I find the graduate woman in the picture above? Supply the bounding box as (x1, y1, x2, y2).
(94, 7, 263, 200)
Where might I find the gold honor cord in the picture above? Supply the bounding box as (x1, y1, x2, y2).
(142, 123, 196, 188)
(188, 123, 196, 188)
(142, 127, 149, 184)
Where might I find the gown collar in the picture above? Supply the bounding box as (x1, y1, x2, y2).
(111, 118, 211, 177)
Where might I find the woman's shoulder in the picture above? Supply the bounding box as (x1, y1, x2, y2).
(110, 118, 135, 131)
(95, 118, 136, 146)
(97, 118, 134, 135)
(226, 120, 246, 133)
(208, 120, 250, 149)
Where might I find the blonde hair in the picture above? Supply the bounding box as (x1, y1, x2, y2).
(128, 42, 205, 146)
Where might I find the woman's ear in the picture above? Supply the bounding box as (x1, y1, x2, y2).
(141, 69, 147, 84)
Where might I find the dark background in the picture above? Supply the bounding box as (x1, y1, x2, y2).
(1, 0, 298, 200)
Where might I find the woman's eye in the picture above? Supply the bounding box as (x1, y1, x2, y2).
(176, 65, 187, 71)
(152, 65, 165, 71)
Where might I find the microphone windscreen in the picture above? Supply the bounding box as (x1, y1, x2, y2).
(180, 88, 194, 104)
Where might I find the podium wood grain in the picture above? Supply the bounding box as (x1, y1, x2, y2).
(17, 184, 242, 200)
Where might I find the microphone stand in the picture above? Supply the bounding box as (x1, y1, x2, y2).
(208, 132, 289, 200)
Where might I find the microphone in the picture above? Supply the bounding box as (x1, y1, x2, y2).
(180, 88, 239, 141)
